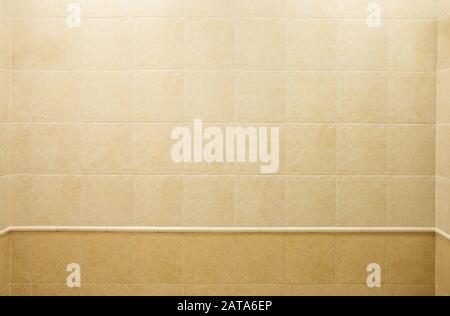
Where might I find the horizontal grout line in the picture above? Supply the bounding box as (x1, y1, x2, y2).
(9, 69, 437, 73)
(8, 17, 437, 21)
(1, 174, 437, 177)
(0, 226, 441, 237)
(0, 122, 437, 125)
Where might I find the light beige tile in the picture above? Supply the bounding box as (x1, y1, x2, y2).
(184, 285, 235, 296)
(0, 234, 9, 289)
(235, 0, 285, 17)
(31, 284, 81, 296)
(12, 18, 81, 69)
(436, 178, 450, 235)
(0, 70, 9, 122)
(286, 177, 336, 227)
(11, 233, 33, 283)
(386, 177, 435, 227)
(80, 72, 133, 122)
(78, 0, 134, 17)
(11, 0, 71, 17)
(82, 176, 133, 226)
(337, 125, 387, 175)
(287, 72, 337, 123)
(437, 70, 450, 123)
(133, 234, 183, 284)
(386, 234, 435, 284)
(335, 234, 385, 284)
(338, 20, 387, 70)
(132, 124, 182, 174)
(437, 125, 450, 178)
(10, 124, 31, 173)
(11, 283, 31, 296)
(438, 0, 450, 18)
(287, 20, 337, 70)
(389, 21, 436, 71)
(236, 19, 286, 69)
(436, 236, 450, 294)
(133, 176, 182, 226)
(184, 0, 234, 17)
(134, 19, 183, 69)
(184, 71, 234, 121)
(337, 177, 386, 227)
(388, 0, 436, 19)
(234, 234, 284, 284)
(30, 124, 81, 173)
(81, 20, 133, 69)
(286, 124, 336, 175)
(286, 0, 337, 17)
(285, 234, 335, 284)
(387, 125, 435, 175)
(132, 285, 184, 296)
(385, 285, 435, 296)
(82, 233, 133, 284)
(235, 71, 286, 122)
(185, 18, 234, 69)
(438, 16, 450, 70)
(183, 234, 234, 284)
(337, 0, 388, 18)
(284, 284, 335, 296)
(183, 176, 234, 227)
(81, 124, 132, 174)
(9, 175, 31, 226)
(134, 0, 183, 17)
(31, 233, 82, 283)
(234, 176, 285, 227)
(31, 176, 82, 226)
(338, 72, 388, 123)
(82, 284, 132, 296)
(133, 71, 184, 122)
(11, 71, 81, 122)
(234, 285, 284, 296)
(388, 72, 436, 123)
(335, 284, 384, 296)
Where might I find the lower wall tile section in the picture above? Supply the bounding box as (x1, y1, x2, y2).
(0, 234, 10, 296)
(8, 232, 438, 296)
(436, 235, 450, 296)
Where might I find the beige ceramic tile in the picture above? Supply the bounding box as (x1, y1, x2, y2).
(183, 234, 234, 284)
(235, 71, 286, 122)
(82, 233, 133, 284)
(337, 177, 386, 227)
(11, 233, 33, 283)
(437, 125, 450, 178)
(436, 236, 450, 294)
(287, 20, 337, 70)
(11, 283, 32, 296)
(0, 234, 9, 289)
(234, 234, 284, 284)
(134, 19, 183, 69)
(236, 19, 286, 69)
(337, 125, 387, 175)
(133, 234, 183, 284)
(32, 284, 81, 296)
(437, 70, 450, 123)
(134, 0, 183, 17)
(385, 234, 435, 284)
(286, 0, 337, 17)
(286, 72, 337, 123)
(82, 176, 133, 226)
(335, 284, 384, 296)
(388, 0, 436, 18)
(387, 125, 435, 175)
(133, 176, 182, 226)
(235, 0, 285, 17)
(184, 285, 235, 296)
(388, 72, 436, 123)
(132, 285, 184, 296)
(183, 176, 234, 227)
(184, 0, 234, 17)
(338, 72, 388, 123)
(184, 18, 234, 69)
(284, 284, 335, 296)
(285, 176, 336, 227)
(234, 176, 285, 227)
(285, 234, 335, 284)
(438, 16, 450, 70)
(385, 285, 435, 296)
(386, 177, 435, 227)
(389, 21, 437, 71)
(436, 178, 450, 235)
(286, 124, 336, 175)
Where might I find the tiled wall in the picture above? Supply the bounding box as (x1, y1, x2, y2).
(436, 0, 450, 297)
(0, 0, 10, 297)
(9, 232, 435, 296)
(5, 0, 437, 229)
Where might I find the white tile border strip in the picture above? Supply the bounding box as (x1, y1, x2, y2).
(1, 226, 447, 238)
